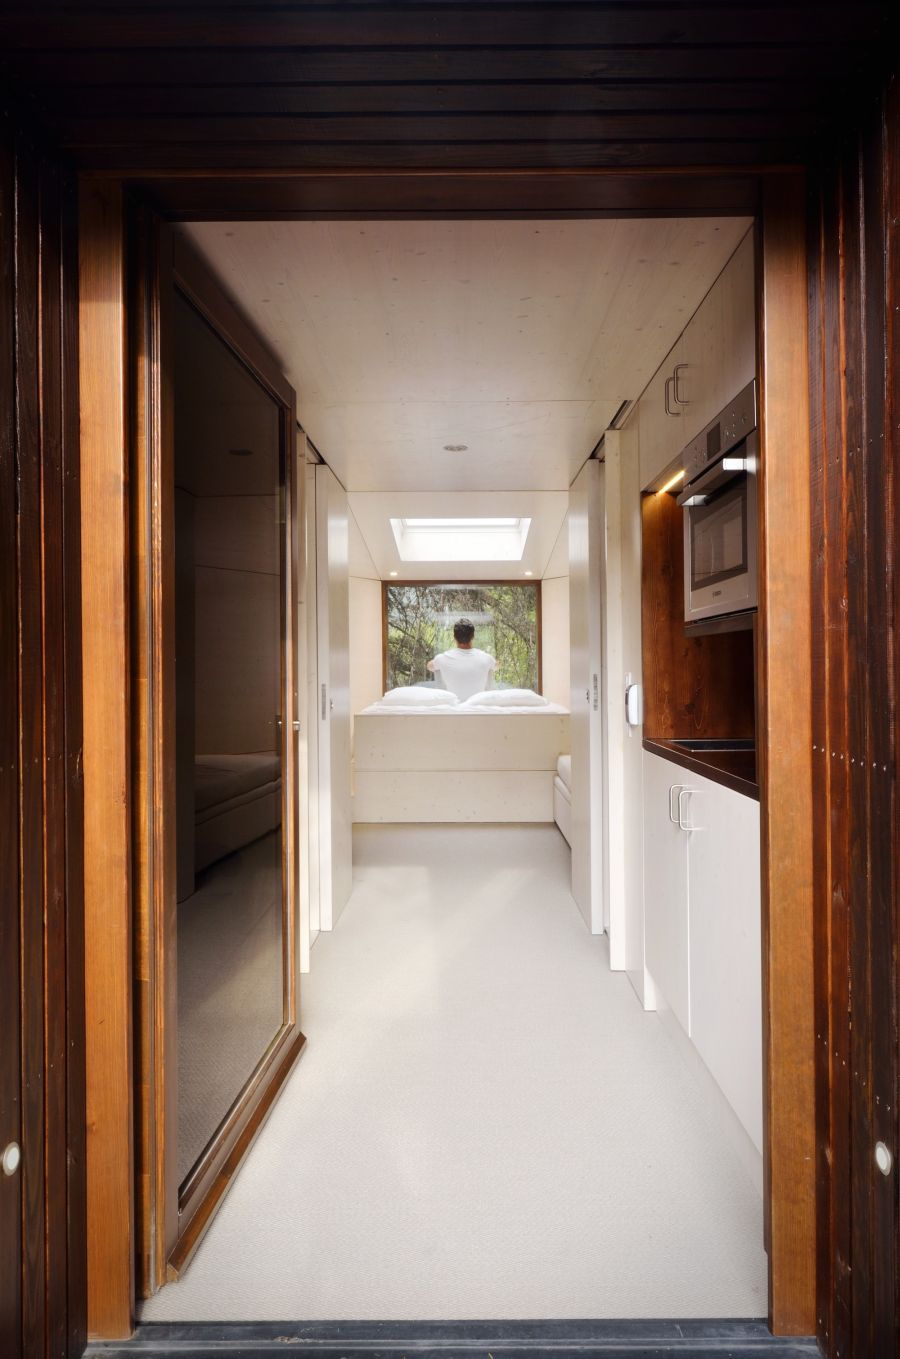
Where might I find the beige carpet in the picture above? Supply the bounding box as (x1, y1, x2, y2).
(143, 823, 767, 1320)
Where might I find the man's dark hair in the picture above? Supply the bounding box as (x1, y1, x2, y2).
(453, 618, 476, 645)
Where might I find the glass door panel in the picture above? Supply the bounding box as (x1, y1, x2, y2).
(173, 291, 287, 1187)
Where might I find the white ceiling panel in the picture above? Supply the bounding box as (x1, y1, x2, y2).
(183, 217, 751, 493)
(348, 490, 568, 581)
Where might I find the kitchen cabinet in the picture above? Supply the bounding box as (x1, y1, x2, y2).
(685, 770, 762, 1152)
(642, 751, 690, 1034)
(642, 751, 762, 1150)
(637, 229, 756, 491)
(679, 230, 756, 445)
(637, 335, 683, 492)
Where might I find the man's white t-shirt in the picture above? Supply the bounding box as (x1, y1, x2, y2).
(431, 647, 497, 701)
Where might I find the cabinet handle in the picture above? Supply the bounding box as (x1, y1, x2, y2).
(664, 374, 678, 417)
(677, 787, 696, 832)
(668, 784, 685, 824)
(673, 363, 690, 405)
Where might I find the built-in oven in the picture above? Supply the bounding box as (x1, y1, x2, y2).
(676, 380, 758, 629)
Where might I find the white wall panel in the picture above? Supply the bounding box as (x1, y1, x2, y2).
(354, 712, 569, 772)
(541, 575, 570, 709)
(315, 464, 353, 929)
(354, 771, 555, 823)
(569, 460, 604, 933)
(350, 576, 384, 719)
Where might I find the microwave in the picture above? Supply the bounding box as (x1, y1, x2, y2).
(676, 381, 758, 628)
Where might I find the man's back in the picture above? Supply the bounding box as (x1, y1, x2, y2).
(432, 647, 496, 701)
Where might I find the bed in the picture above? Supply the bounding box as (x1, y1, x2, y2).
(352, 691, 570, 824)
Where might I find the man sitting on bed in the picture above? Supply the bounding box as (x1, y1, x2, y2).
(427, 619, 498, 701)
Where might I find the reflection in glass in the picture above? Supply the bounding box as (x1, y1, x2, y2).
(174, 294, 285, 1185)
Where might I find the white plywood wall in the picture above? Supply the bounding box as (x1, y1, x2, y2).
(349, 506, 384, 715)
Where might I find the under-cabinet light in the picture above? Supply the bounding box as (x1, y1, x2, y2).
(657, 469, 685, 495)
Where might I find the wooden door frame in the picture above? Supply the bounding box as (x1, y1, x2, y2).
(78, 166, 815, 1339)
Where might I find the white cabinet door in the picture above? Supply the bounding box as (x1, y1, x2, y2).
(642, 751, 690, 1034)
(716, 230, 756, 413)
(637, 340, 683, 491)
(679, 228, 756, 443)
(685, 773, 762, 1151)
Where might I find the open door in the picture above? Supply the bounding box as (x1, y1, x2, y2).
(314, 464, 353, 930)
(132, 229, 306, 1288)
(568, 458, 605, 933)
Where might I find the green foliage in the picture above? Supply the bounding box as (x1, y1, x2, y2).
(386, 583, 539, 691)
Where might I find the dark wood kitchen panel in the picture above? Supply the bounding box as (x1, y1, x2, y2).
(808, 74, 900, 1359)
(641, 486, 756, 741)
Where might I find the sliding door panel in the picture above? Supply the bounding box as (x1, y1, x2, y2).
(173, 293, 287, 1184)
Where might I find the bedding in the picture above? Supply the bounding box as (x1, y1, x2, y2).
(378, 685, 458, 708)
(462, 688, 549, 708)
(360, 698, 568, 716)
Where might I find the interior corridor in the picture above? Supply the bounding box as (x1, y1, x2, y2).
(142, 824, 767, 1321)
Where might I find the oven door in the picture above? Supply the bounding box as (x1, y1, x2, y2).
(680, 453, 758, 623)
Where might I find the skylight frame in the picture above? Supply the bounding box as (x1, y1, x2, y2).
(389, 515, 532, 563)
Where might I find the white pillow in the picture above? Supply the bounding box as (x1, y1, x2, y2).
(380, 686, 458, 707)
(462, 688, 549, 708)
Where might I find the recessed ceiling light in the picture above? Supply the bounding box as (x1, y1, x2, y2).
(389, 570, 398, 577)
(524, 570, 533, 576)
(443, 443, 468, 453)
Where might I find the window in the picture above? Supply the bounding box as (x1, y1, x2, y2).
(385, 582, 540, 691)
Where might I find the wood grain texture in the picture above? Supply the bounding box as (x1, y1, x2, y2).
(0, 2, 895, 182)
(758, 176, 815, 1336)
(0, 116, 87, 1359)
(640, 488, 756, 741)
(79, 178, 135, 1341)
(808, 75, 900, 1359)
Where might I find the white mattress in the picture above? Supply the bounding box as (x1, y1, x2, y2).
(556, 754, 572, 790)
(360, 701, 569, 716)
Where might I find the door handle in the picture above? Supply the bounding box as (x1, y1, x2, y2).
(673, 363, 690, 405)
(677, 787, 696, 832)
(664, 374, 678, 417)
(668, 784, 685, 824)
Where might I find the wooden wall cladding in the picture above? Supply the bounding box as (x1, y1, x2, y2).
(0, 117, 86, 1359)
(0, 2, 895, 182)
(640, 487, 755, 740)
(808, 77, 900, 1359)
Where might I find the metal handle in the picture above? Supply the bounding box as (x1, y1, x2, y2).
(321, 683, 327, 720)
(677, 787, 694, 832)
(668, 784, 685, 824)
(673, 363, 690, 405)
(293, 720, 301, 733)
(664, 374, 678, 417)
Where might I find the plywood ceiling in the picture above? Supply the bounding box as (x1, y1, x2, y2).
(185, 217, 751, 494)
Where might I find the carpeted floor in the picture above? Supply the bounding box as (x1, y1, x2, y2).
(143, 822, 767, 1321)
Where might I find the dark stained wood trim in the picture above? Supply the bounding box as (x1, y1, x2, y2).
(167, 1032, 307, 1280)
(757, 174, 815, 1336)
(0, 126, 24, 1359)
(96, 168, 764, 224)
(79, 177, 135, 1341)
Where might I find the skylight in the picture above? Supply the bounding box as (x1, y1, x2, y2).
(390, 516, 532, 562)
